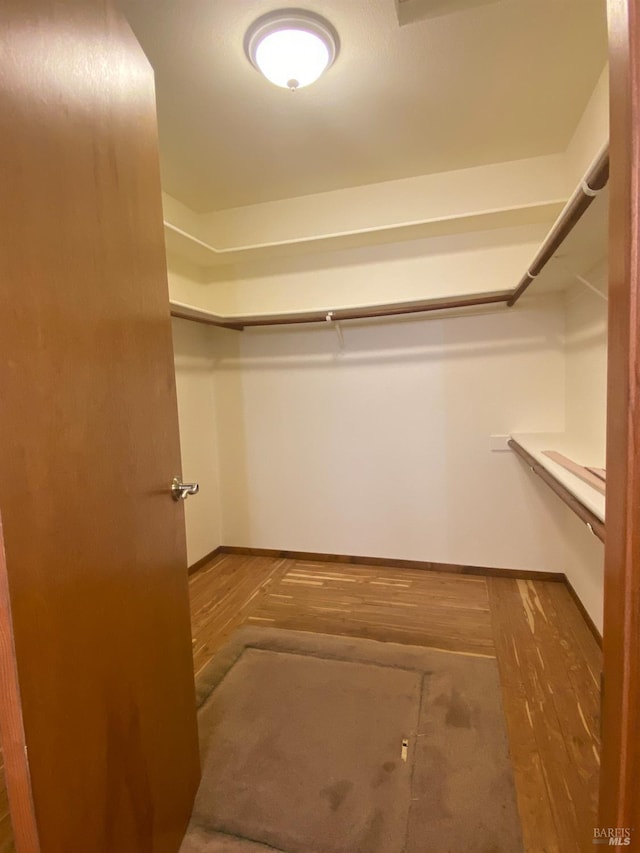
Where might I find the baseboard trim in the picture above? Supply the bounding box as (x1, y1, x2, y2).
(216, 545, 565, 582)
(188, 546, 224, 577)
(564, 576, 603, 648)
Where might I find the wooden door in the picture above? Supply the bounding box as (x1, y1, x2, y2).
(600, 0, 640, 835)
(0, 1, 200, 851)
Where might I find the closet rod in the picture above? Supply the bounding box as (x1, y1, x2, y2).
(509, 439, 605, 543)
(507, 145, 610, 307)
(170, 290, 512, 330)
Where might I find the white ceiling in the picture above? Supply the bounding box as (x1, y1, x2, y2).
(120, 0, 607, 212)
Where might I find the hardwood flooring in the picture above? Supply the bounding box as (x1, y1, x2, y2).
(0, 554, 601, 853)
(489, 577, 601, 853)
(190, 554, 290, 676)
(190, 554, 602, 853)
(249, 560, 495, 655)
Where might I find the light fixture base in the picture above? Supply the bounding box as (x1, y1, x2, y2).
(244, 8, 340, 90)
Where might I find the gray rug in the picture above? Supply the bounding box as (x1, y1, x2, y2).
(181, 627, 523, 853)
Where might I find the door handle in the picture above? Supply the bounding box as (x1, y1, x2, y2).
(171, 477, 200, 501)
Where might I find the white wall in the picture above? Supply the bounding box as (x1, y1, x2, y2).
(564, 267, 608, 464)
(564, 65, 609, 191)
(172, 317, 223, 565)
(213, 295, 574, 573)
(561, 510, 604, 634)
(559, 266, 608, 631)
(222, 224, 549, 314)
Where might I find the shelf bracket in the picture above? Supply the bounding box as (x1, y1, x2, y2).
(573, 271, 608, 302)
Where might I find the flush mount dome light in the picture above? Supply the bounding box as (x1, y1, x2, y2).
(244, 9, 339, 91)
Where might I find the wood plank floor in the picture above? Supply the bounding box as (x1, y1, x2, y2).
(0, 554, 601, 853)
(190, 554, 602, 853)
(190, 554, 291, 676)
(249, 560, 495, 655)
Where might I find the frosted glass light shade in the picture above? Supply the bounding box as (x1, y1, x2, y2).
(255, 29, 329, 89)
(245, 10, 339, 91)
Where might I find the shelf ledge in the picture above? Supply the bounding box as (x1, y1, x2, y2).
(163, 201, 564, 268)
(509, 434, 605, 543)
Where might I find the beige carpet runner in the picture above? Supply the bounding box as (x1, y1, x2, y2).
(181, 627, 523, 853)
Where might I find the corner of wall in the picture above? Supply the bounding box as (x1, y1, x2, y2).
(564, 64, 609, 190)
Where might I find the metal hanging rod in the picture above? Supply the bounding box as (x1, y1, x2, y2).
(170, 290, 513, 331)
(507, 144, 609, 307)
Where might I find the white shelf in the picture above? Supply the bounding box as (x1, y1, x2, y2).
(163, 202, 562, 269)
(510, 432, 605, 522)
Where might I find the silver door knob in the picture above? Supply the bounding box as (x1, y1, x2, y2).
(171, 476, 200, 501)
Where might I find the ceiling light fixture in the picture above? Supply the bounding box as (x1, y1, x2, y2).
(244, 9, 339, 91)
